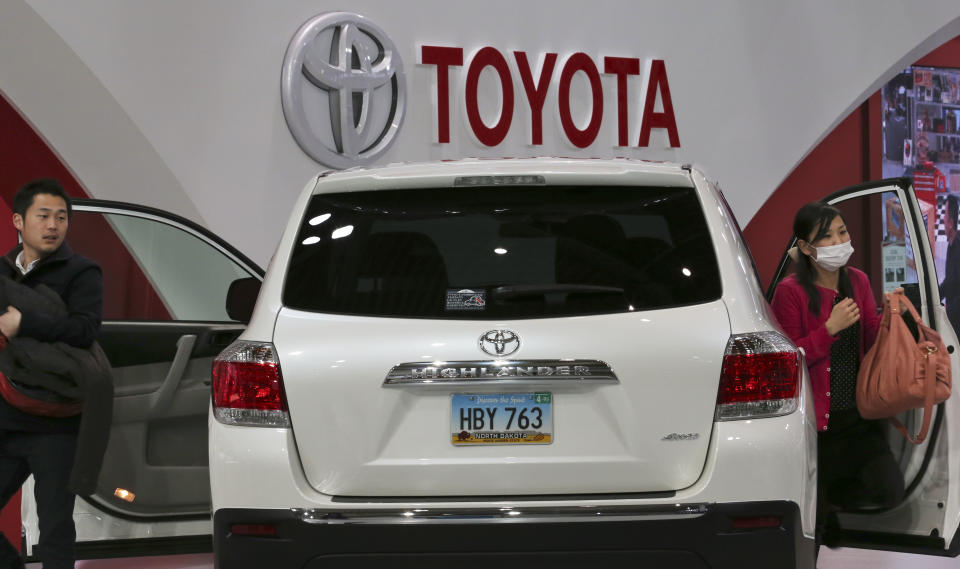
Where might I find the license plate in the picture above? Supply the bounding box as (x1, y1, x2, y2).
(451, 393, 553, 445)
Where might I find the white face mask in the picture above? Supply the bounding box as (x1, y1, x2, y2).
(812, 241, 854, 271)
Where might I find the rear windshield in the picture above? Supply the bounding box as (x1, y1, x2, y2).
(283, 186, 721, 319)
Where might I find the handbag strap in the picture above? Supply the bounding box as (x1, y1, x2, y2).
(890, 290, 924, 324)
(889, 345, 938, 444)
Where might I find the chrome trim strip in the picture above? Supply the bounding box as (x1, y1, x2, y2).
(295, 503, 708, 525)
(383, 360, 618, 386)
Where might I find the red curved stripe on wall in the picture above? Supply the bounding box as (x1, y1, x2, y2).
(0, 94, 90, 200)
(0, 89, 182, 552)
(743, 101, 874, 287)
(745, 35, 960, 289)
(915, 35, 960, 68)
(0, 92, 171, 321)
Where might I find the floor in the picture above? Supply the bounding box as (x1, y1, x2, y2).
(26, 554, 212, 568)
(19, 549, 960, 568)
(819, 548, 960, 568)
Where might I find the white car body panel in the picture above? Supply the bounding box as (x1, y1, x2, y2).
(691, 170, 779, 334)
(210, 373, 816, 537)
(273, 303, 729, 496)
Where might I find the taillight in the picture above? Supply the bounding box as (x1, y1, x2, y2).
(715, 331, 799, 421)
(212, 341, 290, 427)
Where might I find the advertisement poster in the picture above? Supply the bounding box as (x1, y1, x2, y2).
(882, 66, 960, 282)
(881, 241, 908, 293)
(880, 191, 917, 293)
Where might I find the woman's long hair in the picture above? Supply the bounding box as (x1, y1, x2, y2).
(793, 202, 854, 314)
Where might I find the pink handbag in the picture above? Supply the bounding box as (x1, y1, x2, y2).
(856, 291, 951, 444)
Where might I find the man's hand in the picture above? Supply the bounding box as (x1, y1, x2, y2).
(0, 306, 22, 339)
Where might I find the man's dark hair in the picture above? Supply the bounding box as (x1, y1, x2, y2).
(949, 194, 959, 228)
(13, 179, 72, 218)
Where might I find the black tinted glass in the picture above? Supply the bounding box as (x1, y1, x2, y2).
(283, 186, 721, 318)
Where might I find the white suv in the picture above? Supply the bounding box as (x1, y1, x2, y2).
(209, 160, 960, 568)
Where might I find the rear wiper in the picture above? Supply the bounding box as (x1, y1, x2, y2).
(491, 284, 625, 299)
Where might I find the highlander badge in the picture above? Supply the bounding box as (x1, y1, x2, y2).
(383, 360, 618, 386)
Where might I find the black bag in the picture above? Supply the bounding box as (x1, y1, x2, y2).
(0, 336, 82, 417)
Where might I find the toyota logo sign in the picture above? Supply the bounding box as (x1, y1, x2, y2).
(281, 12, 406, 169)
(479, 330, 521, 357)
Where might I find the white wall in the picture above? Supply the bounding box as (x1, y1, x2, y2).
(2, 0, 960, 266)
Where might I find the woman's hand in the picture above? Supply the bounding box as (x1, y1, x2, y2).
(825, 298, 860, 336)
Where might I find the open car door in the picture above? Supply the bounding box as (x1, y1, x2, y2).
(766, 177, 960, 556)
(19, 200, 262, 559)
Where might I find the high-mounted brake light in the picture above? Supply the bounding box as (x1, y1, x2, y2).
(212, 341, 291, 427)
(715, 331, 800, 421)
(454, 175, 545, 186)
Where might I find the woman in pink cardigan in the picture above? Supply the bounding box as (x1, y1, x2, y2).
(770, 202, 904, 543)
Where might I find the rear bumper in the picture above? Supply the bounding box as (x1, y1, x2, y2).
(214, 500, 813, 569)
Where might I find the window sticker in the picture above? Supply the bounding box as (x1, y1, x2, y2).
(446, 289, 486, 311)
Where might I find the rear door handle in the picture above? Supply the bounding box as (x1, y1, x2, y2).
(148, 334, 197, 417)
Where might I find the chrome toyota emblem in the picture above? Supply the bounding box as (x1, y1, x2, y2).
(479, 330, 521, 357)
(281, 12, 405, 169)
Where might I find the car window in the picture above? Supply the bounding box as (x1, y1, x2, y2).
(283, 186, 722, 318)
(69, 210, 253, 321)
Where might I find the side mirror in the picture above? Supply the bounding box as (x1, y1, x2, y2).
(226, 277, 261, 323)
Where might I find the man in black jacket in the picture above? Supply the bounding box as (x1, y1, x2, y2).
(0, 180, 102, 569)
